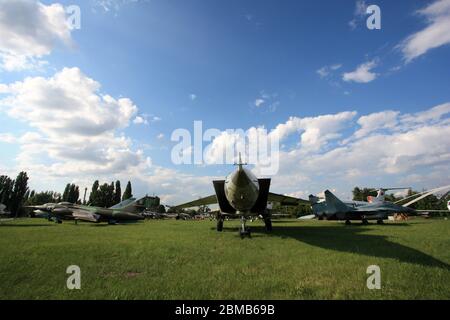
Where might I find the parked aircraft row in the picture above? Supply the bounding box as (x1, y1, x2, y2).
(173, 154, 449, 237)
(21, 153, 449, 235)
(26, 197, 146, 224)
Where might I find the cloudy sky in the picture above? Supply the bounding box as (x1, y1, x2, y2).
(0, 0, 449, 204)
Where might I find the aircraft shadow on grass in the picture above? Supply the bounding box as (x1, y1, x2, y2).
(219, 223, 450, 270)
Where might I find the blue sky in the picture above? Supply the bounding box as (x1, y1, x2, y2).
(0, 0, 449, 203)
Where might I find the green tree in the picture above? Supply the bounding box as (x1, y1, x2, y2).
(0, 175, 14, 209)
(114, 180, 121, 205)
(10, 171, 29, 217)
(122, 181, 132, 201)
(62, 183, 70, 202)
(352, 187, 377, 201)
(88, 180, 99, 206)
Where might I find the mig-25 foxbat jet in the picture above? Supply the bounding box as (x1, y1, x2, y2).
(173, 154, 310, 238)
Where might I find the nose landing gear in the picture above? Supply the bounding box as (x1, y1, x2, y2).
(239, 216, 251, 238)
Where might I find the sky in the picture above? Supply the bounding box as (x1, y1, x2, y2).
(0, 0, 449, 204)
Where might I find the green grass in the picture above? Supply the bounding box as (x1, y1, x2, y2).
(0, 218, 449, 299)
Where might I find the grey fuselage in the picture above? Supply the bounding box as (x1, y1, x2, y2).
(312, 198, 416, 221)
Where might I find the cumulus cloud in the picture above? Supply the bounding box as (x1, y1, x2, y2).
(0, 0, 73, 71)
(0, 67, 150, 183)
(342, 60, 378, 83)
(354, 111, 400, 138)
(399, 0, 450, 62)
(259, 103, 450, 197)
(269, 111, 357, 151)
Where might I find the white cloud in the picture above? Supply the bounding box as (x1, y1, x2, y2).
(258, 103, 450, 198)
(269, 111, 357, 151)
(0, 67, 150, 182)
(348, 0, 368, 30)
(342, 60, 378, 83)
(93, 0, 147, 13)
(254, 98, 265, 107)
(354, 111, 400, 138)
(189, 94, 197, 101)
(316, 64, 342, 79)
(399, 0, 450, 62)
(316, 67, 329, 78)
(133, 116, 148, 125)
(157, 133, 164, 139)
(0, 133, 17, 143)
(253, 91, 279, 112)
(0, 0, 73, 71)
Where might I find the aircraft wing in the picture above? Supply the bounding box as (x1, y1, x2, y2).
(172, 195, 218, 209)
(71, 208, 100, 222)
(268, 193, 310, 206)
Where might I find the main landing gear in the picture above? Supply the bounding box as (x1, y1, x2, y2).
(239, 216, 251, 238)
(345, 220, 351, 225)
(377, 219, 384, 225)
(264, 216, 273, 232)
(362, 218, 369, 225)
(216, 216, 224, 231)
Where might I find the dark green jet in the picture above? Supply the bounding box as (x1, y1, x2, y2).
(26, 197, 149, 224)
(173, 154, 310, 238)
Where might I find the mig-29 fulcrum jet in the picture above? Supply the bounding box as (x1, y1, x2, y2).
(309, 185, 450, 225)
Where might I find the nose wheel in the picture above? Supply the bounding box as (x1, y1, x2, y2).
(239, 216, 251, 238)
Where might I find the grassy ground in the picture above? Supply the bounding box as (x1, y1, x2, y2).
(0, 217, 449, 299)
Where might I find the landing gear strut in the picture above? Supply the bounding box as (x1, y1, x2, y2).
(377, 219, 384, 225)
(216, 216, 223, 231)
(264, 216, 272, 232)
(362, 218, 369, 225)
(345, 220, 351, 225)
(239, 216, 251, 238)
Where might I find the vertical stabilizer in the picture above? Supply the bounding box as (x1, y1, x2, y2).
(324, 190, 350, 213)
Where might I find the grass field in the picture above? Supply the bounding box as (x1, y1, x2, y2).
(0, 217, 449, 299)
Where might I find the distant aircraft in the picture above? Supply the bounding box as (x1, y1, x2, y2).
(142, 211, 191, 220)
(310, 186, 450, 225)
(173, 153, 309, 237)
(26, 197, 147, 224)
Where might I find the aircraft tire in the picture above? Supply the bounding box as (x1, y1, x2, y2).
(264, 217, 273, 232)
(345, 220, 351, 225)
(362, 219, 369, 225)
(217, 219, 223, 231)
(377, 219, 384, 225)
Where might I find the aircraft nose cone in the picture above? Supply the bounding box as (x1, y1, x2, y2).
(231, 168, 251, 188)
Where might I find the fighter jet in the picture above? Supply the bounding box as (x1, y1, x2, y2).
(310, 186, 450, 225)
(26, 197, 147, 224)
(173, 154, 309, 237)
